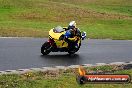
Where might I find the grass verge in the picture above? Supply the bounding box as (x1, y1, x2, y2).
(0, 0, 132, 39)
(0, 65, 132, 88)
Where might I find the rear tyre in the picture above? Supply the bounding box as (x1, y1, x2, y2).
(68, 50, 76, 55)
(41, 42, 51, 55)
(68, 42, 81, 55)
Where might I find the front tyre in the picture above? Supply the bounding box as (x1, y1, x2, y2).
(41, 42, 51, 55)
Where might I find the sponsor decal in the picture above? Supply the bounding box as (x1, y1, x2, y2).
(77, 66, 131, 84)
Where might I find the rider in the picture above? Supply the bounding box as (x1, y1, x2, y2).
(65, 21, 81, 38)
(64, 21, 81, 49)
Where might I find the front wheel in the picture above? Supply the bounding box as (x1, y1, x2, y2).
(41, 42, 51, 55)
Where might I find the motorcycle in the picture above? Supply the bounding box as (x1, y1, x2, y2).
(41, 26, 86, 55)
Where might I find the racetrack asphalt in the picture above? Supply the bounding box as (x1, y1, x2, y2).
(0, 38, 132, 71)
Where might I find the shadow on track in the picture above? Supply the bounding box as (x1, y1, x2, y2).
(39, 53, 83, 66)
(40, 54, 80, 59)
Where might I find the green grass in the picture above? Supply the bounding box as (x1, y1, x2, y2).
(0, 65, 132, 88)
(0, 0, 132, 39)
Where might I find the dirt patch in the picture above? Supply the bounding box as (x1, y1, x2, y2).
(11, 1, 132, 22)
(0, 28, 48, 37)
(15, 13, 44, 20)
(50, 0, 98, 3)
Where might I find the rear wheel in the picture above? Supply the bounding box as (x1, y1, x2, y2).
(68, 50, 76, 54)
(41, 42, 51, 55)
(68, 42, 81, 55)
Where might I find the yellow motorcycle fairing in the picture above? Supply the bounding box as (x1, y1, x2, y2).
(49, 28, 68, 48)
(49, 28, 64, 40)
(49, 28, 81, 48)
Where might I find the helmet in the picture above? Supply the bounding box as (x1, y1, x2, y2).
(68, 21, 76, 29)
(69, 21, 76, 27)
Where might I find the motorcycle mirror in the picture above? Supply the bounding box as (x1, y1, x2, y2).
(82, 31, 86, 40)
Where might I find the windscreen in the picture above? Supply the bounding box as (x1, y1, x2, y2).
(53, 26, 64, 33)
